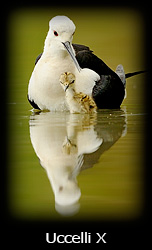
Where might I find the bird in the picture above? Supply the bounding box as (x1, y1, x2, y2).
(28, 15, 146, 111)
(59, 72, 97, 113)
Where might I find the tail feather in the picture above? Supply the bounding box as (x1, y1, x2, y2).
(125, 70, 147, 78)
(115, 64, 126, 86)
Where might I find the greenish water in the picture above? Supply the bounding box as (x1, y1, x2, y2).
(7, 8, 146, 221)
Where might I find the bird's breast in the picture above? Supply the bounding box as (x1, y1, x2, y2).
(28, 56, 76, 111)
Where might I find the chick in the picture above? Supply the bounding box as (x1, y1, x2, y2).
(60, 72, 97, 113)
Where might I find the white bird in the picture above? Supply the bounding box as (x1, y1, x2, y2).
(28, 15, 146, 111)
(28, 16, 99, 111)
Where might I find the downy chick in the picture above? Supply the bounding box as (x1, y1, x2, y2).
(60, 72, 97, 114)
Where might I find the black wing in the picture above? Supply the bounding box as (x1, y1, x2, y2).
(73, 43, 114, 76)
(92, 75, 125, 109)
(73, 44, 125, 109)
(27, 95, 40, 110)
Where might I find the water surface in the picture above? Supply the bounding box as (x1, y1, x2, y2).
(8, 105, 145, 221)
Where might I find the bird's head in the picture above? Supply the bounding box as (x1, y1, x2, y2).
(60, 72, 76, 92)
(45, 16, 81, 72)
(49, 15, 75, 44)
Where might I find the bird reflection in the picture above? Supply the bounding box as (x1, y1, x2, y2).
(29, 110, 127, 216)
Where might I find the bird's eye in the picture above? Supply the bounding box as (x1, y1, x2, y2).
(54, 30, 58, 36)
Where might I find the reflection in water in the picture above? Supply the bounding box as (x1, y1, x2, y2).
(29, 110, 127, 216)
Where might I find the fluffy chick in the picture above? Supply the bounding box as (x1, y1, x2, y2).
(60, 72, 97, 113)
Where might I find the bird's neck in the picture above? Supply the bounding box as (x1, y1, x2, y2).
(66, 88, 76, 99)
(43, 47, 68, 60)
(43, 33, 69, 59)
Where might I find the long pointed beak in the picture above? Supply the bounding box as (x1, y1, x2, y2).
(62, 41, 81, 72)
(64, 84, 69, 92)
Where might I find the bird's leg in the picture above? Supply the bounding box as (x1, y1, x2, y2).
(62, 136, 77, 155)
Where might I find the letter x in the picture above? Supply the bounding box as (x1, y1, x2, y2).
(96, 233, 107, 243)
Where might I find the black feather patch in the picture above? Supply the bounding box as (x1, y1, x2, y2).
(27, 95, 41, 110)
